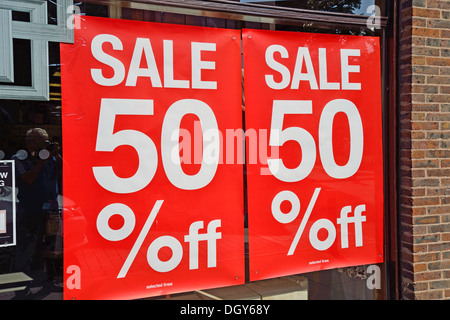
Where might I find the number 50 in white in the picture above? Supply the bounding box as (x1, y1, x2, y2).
(93, 98, 220, 194)
(268, 99, 364, 182)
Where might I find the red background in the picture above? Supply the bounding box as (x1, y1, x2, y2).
(61, 16, 244, 300)
(243, 29, 384, 281)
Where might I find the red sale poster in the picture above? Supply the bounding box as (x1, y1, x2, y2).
(243, 29, 384, 281)
(61, 16, 244, 300)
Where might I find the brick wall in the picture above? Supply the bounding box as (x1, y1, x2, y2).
(398, 0, 450, 300)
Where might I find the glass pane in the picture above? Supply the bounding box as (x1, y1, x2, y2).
(0, 0, 388, 300)
(0, 71, 63, 300)
(235, 0, 387, 16)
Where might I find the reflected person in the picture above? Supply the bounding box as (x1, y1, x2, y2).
(11, 128, 61, 290)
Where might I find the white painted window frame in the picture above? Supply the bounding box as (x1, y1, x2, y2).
(0, 0, 74, 101)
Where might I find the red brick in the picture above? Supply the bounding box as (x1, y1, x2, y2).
(397, 1, 449, 300)
(415, 271, 442, 281)
(412, 27, 440, 37)
(413, 7, 440, 17)
(426, 57, 450, 66)
(412, 197, 441, 206)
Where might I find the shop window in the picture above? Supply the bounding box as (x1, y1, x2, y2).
(0, 0, 391, 300)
